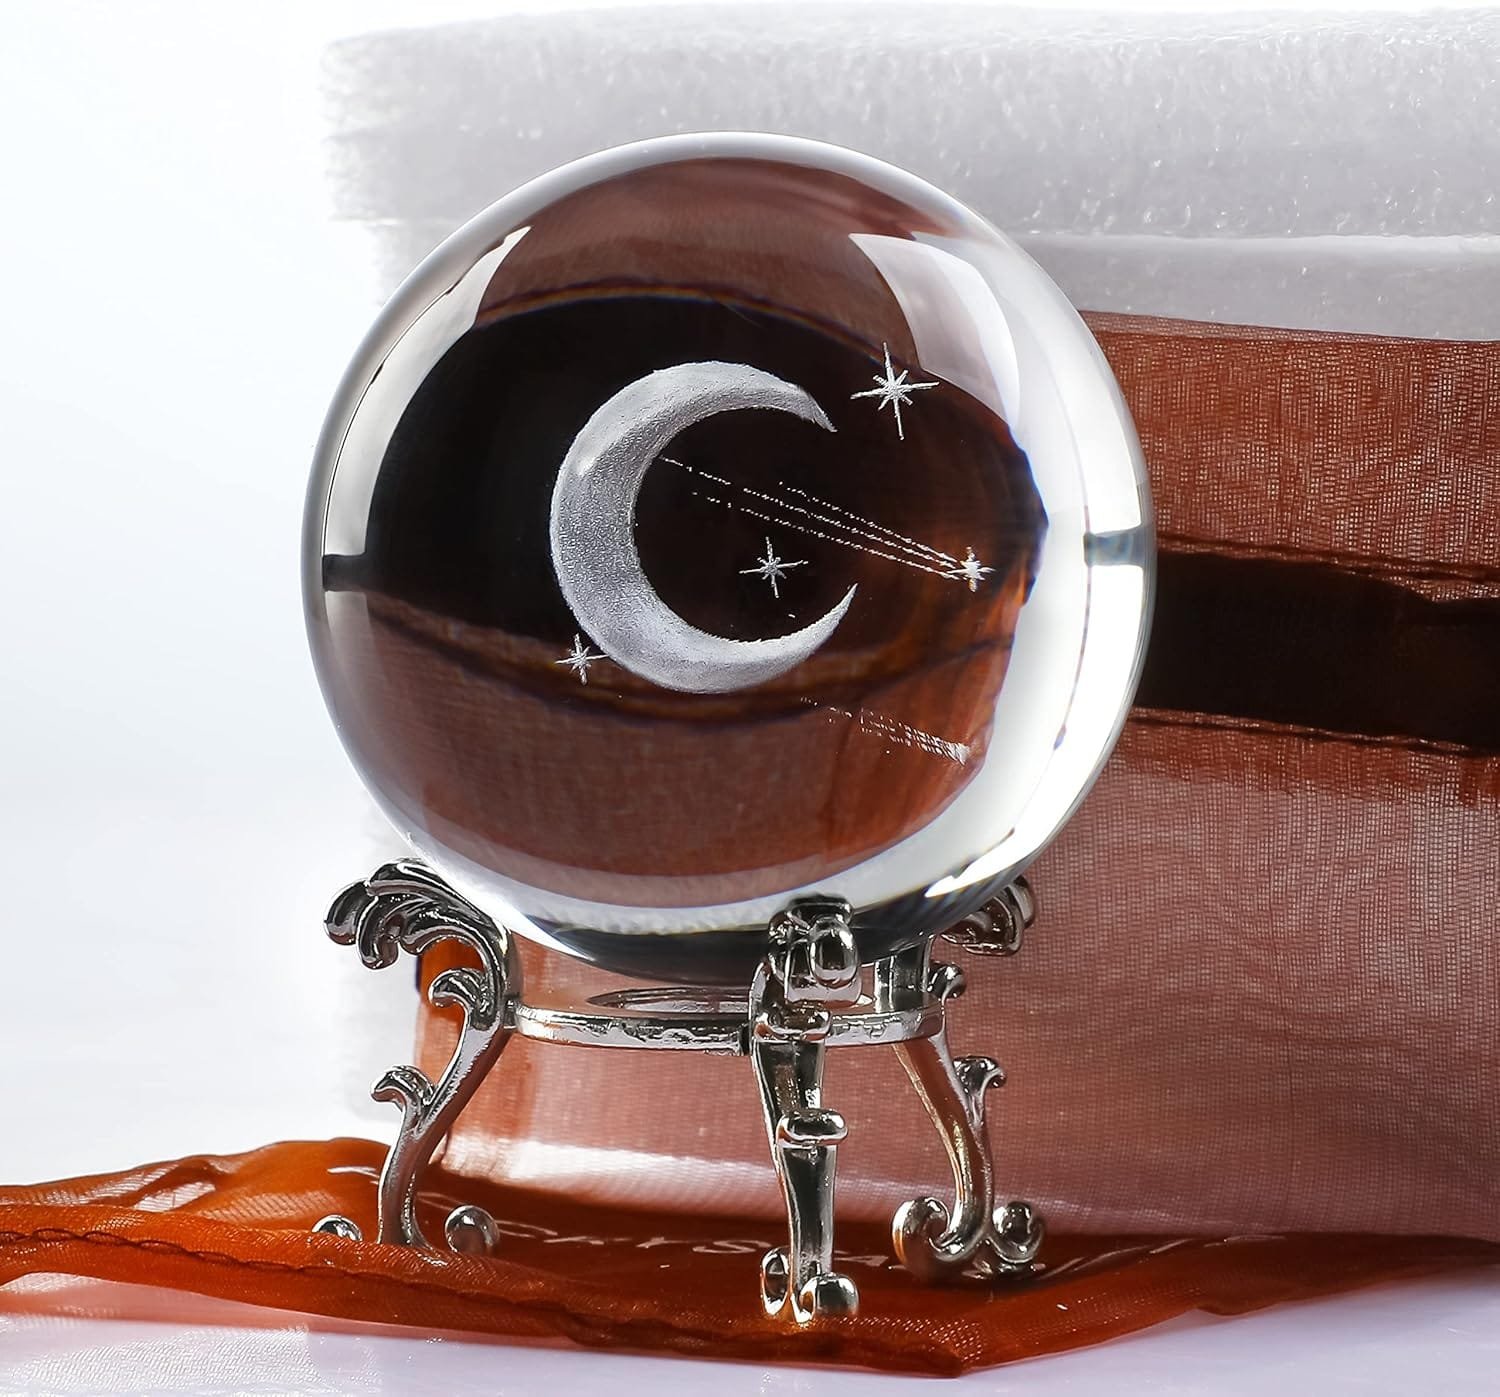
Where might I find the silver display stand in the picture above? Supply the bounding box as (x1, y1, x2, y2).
(313, 860, 1043, 1323)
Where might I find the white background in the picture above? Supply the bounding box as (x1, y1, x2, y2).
(2, 2, 1497, 1392)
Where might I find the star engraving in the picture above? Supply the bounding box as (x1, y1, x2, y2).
(944, 547, 994, 593)
(554, 633, 603, 684)
(849, 342, 939, 441)
(739, 536, 807, 599)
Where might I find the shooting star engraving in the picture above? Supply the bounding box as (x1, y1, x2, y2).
(803, 698, 971, 767)
(665, 459, 989, 589)
(944, 548, 994, 593)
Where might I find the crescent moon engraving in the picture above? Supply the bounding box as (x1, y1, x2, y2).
(549, 362, 857, 694)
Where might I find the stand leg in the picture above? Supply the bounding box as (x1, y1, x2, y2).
(877, 884, 1045, 1282)
(311, 861, 518, 1254)
(749, 898, 862, 1321)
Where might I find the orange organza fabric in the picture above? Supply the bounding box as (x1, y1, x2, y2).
(432, 317, 1500, 1245)
(2, 317, 1496, 1371)
(2, 1141, 1496, 1375)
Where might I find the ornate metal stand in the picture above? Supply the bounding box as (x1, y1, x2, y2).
(314, 862, 1044, 1319)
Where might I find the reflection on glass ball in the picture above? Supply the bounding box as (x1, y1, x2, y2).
(305, 133, 1152, 982)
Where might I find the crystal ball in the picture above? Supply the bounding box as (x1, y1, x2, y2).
(305, 133, 1152, 983)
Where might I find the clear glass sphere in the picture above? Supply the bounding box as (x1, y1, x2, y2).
(305, 133, 1153, 982)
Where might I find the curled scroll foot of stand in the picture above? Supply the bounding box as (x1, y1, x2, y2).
(886, 881, 1046, 1283)
(313, 1203, 502, 1255)
(992, 1199, 1046, 1268)
(893, 1188, 1046, 1283)
(889, 1031, 1046, 1281)
(761, 1248, 860, 1319)
(311, 861, 518, 1257)
(312, 1214, 362, 1242)
(444, 1203, 504, 1254)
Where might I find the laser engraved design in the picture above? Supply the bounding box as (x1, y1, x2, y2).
(804, 698, 972, 767)
(944, 548, 994, 593)
(669, 458, 985, 587)
(849, 342, 939, 441)
(739, 536, 807, 598)
(554, 633, 602, 684)
(548, 362, 856, 694)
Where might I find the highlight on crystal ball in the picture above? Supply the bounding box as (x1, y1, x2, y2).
(304, 132, 1152, 981)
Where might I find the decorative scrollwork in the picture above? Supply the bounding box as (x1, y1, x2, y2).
(326, 861, 510, 1030)
(313, 863, 1044, 1315)
(316, 860, 519, 1252)
(883, 887, 1045, 1282)
(939, 875, 1036, 957)
(750, 898, 862, 1322)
